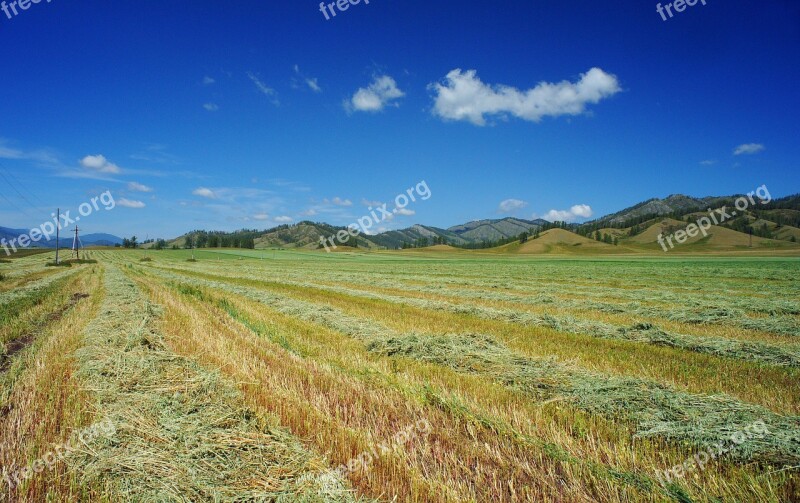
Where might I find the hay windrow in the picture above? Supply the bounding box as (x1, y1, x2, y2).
(228, 265, 800, 335)
(71, 265, 360, 501)
(144, 266, 800, 469)
(367, 333, 800, 467)
(154, 264, 800, 367)
(0, 266, 80, 306)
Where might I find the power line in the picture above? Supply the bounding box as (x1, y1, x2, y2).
(0, 161, 46, 210)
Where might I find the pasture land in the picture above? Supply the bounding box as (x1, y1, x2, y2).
(1, 249, 798, 502)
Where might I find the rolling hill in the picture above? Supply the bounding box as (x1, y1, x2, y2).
(66, 191, 800, 255)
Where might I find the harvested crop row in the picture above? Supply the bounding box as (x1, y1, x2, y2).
(0, 266, 79, 307)
(133, 269, 675, 502)
(0, 268, 89, 372)
(69, 264, 358, 501)
(149, 262, 800, 367)
(0, 268, 101, 502)
(141, 265, 800, 471)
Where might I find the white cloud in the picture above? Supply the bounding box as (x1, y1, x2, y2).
(192, 187, 217, 199)
(203, 103, 219, 111)
(395, 208, 415, 216)
(300, 208, 318, 217)
(253, 213, 270, 221)
(733, 143, 765, 155)
(0, 145, 23, 159)
(331, 197, 353, 207)
(127, 181, 153, 192)
(117, 198, 146, 209)
(347, 75, 405, 113)
(247, 72, 279, 105)
(80, 154, 122, 174)
(306, 78, 322, 93)
(274, 216, 293, 223)
(362, 198, 383, 207)
(430, 67, 621, 126)
(542, 204, 593, 223)
(700, 160, 717, 166)
(292, 65, 322, 93)
(202, 76, 215, 85)
(498, 198, 528, 213)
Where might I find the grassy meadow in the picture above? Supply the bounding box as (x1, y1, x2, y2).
(1, 248, 798, 502)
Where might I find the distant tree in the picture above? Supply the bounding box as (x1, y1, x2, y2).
(519, 232, 529, 244)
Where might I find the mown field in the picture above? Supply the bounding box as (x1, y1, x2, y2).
(1, 248, 799, 502)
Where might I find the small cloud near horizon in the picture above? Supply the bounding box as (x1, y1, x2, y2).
(733, 143, 765, 155)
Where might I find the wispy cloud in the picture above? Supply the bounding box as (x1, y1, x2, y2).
(733, 143, 765, 155)
(327, 196, 353, 207)
(346, 75, 405, 113)
(293, 65, 322, 93)
(202, 76, 215, 85)
(274, 216, 293, 223)
(430, 67, 621, 126)
(192, 187, 217, 199)
(128, 181, 153, 192)
(700, 160, 717, 166)
(203, 103, 219, 112)
(247, 72, 279, 105)
(117, 198, 146, 209)
(498, 198, 528, 213)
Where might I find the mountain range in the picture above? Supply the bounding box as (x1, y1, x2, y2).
(3, 192, 800, 253)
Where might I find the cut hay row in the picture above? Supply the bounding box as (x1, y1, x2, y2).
(368, 333, 800, 466)
(281, 280, 800, 366)
(239, 264, 800, 329)
(250, 261, 800, 317)
(339, 275, 800, 335)
(70, 264, 359, 501)
(0, 269, 102, 502)
(142, 264, 800, 470)
(152, 264, 800, 367)
(139, 274, 610, 501)
(0, 269, 90, 371)
(0, 266, 79, 307)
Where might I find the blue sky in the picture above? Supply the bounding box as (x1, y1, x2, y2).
(0, 0, 798, 239)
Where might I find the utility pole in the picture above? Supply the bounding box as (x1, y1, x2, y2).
(72, 226, 81, 260)
(55, 207, 60, 265)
